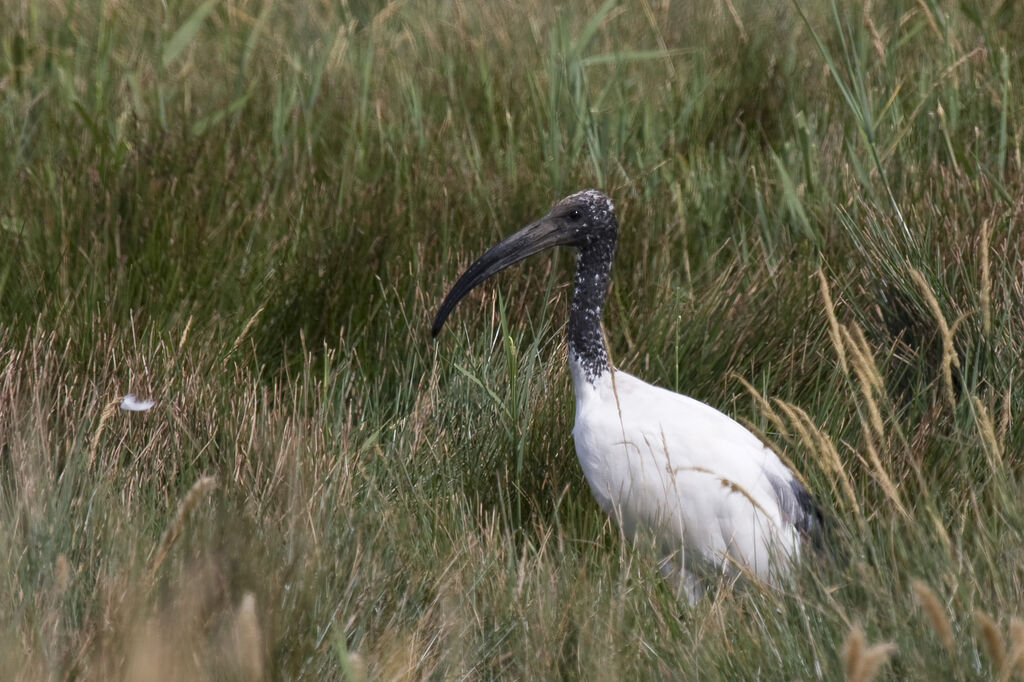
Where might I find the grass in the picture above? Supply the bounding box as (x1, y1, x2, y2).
(2, 0, 1023, 678)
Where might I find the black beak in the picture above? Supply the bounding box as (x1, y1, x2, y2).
(432, 217, 576, 337)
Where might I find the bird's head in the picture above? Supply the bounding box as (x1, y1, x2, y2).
(544, 189, 618, 247)
(431, 189, 617, 337)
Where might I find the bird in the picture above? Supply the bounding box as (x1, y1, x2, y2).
(432, 189, 822, 601)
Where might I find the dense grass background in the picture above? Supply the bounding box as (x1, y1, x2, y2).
(2, 0, 1023, 678)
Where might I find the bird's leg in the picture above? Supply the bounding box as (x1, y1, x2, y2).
(683, 571, 704, 605)
(659, 549, 704, 605)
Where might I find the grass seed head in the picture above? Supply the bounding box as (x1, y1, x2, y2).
(150, 476, 218, 575)
(1007, 618, 1024, 678)
(974, 610, 1005, 672)
(842, 624, 896, 682)
(231, 593, 265, 681)
(911, 579, 954, 652)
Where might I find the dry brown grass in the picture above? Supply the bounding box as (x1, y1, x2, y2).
(909, 269, 960, 413)
(149, 475, 218, 575)
(1005, 618, 1024, 682)
(911, 580, 954, 652)
(841, 625, 897, 682)
(975, 610, 1006, 673)
(3, 0, 1024, 678)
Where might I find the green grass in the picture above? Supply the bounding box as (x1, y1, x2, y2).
(2, 0, 1023, 678)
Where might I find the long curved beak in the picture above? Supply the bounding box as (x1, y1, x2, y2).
(432, 217, 575, 337)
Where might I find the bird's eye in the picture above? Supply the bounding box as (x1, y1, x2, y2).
(567, 209, 582, 221)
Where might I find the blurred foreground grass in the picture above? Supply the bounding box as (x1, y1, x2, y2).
(2, 0, 1023, 678)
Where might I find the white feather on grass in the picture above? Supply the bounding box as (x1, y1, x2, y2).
(120, 394, 155, 411)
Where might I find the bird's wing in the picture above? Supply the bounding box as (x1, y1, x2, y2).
(606, 370, 787, 485)
(766, 472, 825, 547)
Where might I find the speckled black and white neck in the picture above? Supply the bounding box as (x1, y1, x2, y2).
(563, 190, 618, 384)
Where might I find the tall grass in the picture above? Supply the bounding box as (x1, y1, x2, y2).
(2, 0, 1022, 678)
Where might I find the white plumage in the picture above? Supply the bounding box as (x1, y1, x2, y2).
(569, 357, 805, 600)
(433, 189, 819, 600)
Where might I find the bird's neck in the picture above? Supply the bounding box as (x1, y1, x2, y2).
(568, 239, 615, 384)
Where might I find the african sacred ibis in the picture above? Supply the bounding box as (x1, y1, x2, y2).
(432, 190, 821, 601)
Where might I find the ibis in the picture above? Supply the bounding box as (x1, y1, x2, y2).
(432, 190, 821, 601)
